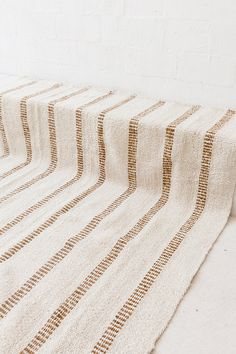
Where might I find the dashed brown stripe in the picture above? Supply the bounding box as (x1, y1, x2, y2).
(0, 92, 113, 236)
(91, 109, 235, 354)
(127, 101, 165, 188)
(0, 100, 164, 321)
(0, 95, 135, 263)
(0, 87, 89, 205)
(0, 81, 36, 158)
(17, 105, 198, 353)
(0, 84, 61, 180)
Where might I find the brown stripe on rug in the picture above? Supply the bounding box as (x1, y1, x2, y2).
(91, 109, 235, 354)
(0, 91, 113, 236)
(0, 84, 61, 180)
(14, 106, 201, 353)
(0, 87, 89, 204)
(0, 81, 37, 158)
(0, 100, 165, 317)
(0, 95, 135, 262)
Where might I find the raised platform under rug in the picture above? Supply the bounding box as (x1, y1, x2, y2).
(0, 75, 235, 354)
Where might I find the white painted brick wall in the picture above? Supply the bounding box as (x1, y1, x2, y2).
(0, 0, 236, 108)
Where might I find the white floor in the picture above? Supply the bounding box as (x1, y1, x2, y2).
(154, 216, 236, 354)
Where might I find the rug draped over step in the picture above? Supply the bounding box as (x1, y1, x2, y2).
(0, 75, 236, 354)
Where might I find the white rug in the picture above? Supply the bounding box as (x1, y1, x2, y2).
(0, 75, 235, 353)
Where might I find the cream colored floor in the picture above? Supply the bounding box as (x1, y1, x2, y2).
(155, 216, 236, 354)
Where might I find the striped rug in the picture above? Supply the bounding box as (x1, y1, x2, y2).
(0, 75, 236, 354)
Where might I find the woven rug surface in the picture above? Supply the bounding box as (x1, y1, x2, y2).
(0, 75, 236, 354)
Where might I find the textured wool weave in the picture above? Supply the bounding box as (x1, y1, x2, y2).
(0, 75, 236, 354)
